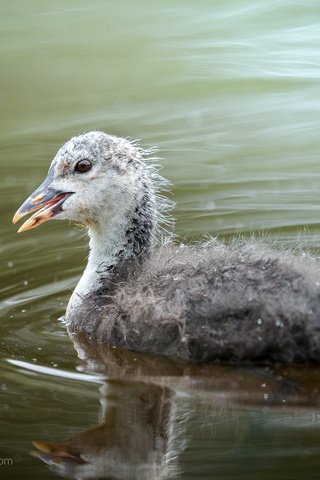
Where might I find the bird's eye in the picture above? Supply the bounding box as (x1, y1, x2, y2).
(75, 159, 92, 173)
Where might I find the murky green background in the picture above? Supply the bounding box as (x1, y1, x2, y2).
(2, 1, 320, 479)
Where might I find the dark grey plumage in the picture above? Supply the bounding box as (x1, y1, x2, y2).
(68, 239, 320, 364)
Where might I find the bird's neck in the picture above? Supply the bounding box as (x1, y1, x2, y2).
(67, 193, 155, 316)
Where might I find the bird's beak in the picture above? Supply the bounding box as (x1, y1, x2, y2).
(13, 179, 73, 233)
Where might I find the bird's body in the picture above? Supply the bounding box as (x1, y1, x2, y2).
(13, 131, 320, 363)
(68, 240, 320, 363)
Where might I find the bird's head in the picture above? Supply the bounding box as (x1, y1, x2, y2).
(13, 131, 150, 232)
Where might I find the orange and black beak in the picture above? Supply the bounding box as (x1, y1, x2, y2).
(13, 179, 73, 233)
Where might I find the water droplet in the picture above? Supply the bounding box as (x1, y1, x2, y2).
(7, 261, 13, 268)
(21, 309, 26, 313)
(23, 280, 28, 286)
(257, 318, 262, 326)
(263, 393, 269, 400)
(275, 319, 283, 327)
(206, 201, 216, 210)
(261, 383, 266, 388)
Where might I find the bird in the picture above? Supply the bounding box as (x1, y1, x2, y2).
(12, 131, 320, 364)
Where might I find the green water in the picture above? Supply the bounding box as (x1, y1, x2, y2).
(2, 1, 320, 478)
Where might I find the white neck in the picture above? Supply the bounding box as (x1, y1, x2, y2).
(66, 200, 155, 318)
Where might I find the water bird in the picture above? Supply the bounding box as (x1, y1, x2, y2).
(13, 131, 320, 363)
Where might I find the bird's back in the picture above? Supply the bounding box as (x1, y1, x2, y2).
(67, 239, 320, 363)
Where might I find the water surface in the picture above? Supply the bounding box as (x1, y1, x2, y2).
(1, 1, 320, 478)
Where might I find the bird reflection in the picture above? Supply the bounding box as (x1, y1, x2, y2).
(31, 332, 320, 479)
(32, 380, 177, 479)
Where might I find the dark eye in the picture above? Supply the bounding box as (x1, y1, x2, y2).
(75, 159, 92, 173)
